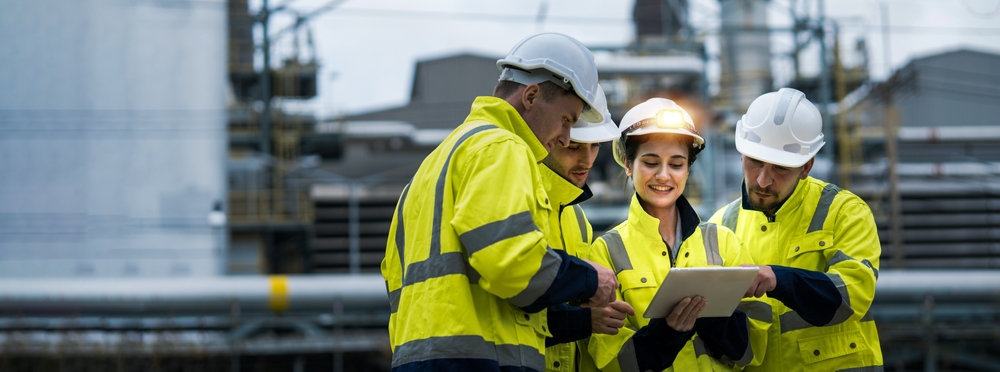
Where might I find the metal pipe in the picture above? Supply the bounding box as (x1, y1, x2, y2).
(875, 270, 1000, 303)
(5, 271, 999, 314)
(0, 274, 387, 315)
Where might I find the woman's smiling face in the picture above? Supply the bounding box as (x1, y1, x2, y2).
(625, 134, 690, 213)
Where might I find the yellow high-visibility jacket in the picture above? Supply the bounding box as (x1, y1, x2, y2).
(582, 194, 766, 372)
(709, 177, 883, 372)
(540, 165, 595, 372)
(382, 97, 598, 372)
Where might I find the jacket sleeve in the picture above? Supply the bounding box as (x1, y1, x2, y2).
(450, 141, 597, 312)
(771, 196, 881, 326)
(583, 237, 693, 372)
(546, 303, 593, 347)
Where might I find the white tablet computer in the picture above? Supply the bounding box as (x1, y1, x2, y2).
(642, 266, 760, 319)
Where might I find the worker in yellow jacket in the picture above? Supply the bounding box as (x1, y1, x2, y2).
(709, 88, 883, 371)
(542, 86, 637, 372)
(381, 33, 619, 372)
(583, 98, 766, 372)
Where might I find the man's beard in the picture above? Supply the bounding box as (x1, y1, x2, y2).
(747, 186, 781, 213)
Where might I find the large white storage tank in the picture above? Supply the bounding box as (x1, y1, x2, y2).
(0, 0, 227, 277)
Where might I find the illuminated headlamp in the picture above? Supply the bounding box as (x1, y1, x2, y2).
(656, 109, 685, 129)
(623, 108, 691, 134)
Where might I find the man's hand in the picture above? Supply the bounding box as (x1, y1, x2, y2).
(579, 259, 617, 308)
(665, 296, 705, 332)
(743, 264, 776, 298)
(591, 300, 635, 335)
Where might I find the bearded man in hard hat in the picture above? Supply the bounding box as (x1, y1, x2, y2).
(381, 33, 619, 372)
(709, 88, 883, 371)
(538, 85, 637, 372)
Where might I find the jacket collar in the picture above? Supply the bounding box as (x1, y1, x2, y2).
(740, 177, 810, 220)
(463, 96, 548, 162)
(627, 192, 701, 244)
(540, 165, 586, 210)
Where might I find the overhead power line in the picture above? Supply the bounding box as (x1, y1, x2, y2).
(312, 7, 1000, 36)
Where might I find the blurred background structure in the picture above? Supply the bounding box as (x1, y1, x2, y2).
(2, 0, 999, 370)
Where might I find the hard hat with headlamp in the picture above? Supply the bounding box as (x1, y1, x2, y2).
(497, 32, 604, 124)
(570, 85, 618, 143)
(612, 98, 705, 168)
(735, 87, 824, 168)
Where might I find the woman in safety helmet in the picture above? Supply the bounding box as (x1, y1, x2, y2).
(579, 98, 765, 371)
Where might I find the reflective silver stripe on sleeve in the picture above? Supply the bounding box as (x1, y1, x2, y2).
(617, 338, 641, 372)
(862, 258, 879, 279)
(824, 273, 855, 326)
(721, 199, 741, 232)
(836, 366, 885, 372)
(693, 335, 709, 356)
(507, 247, 564, 308)
(601, 229, 632, 273)
(737, 301, 773, 323)
(573, 205, 589, 244)
(699, 223, 723, 265)
(388, 286, 401, 314)
(779, 311, 812, 333)
(726, 332, 753, 367)
(861, 308, 874, 322)
(394, 183, 410, 275)
(825, 250, 853, 272)
(735, 336, 754, 366)
(404, 251, 471, 286)
(808, 183, 842, 233)
(459, 211, 539, 257)
(778, 279, 853, 332)
(391, 335, 544, 370)
(466, 261, 482, 284)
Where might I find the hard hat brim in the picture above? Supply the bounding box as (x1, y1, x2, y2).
(735, 137, 821, 168)
(571, 121, 619, 143)
(625, 126, 705, 147)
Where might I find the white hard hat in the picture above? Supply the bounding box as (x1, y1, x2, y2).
(612, 98, 705, 168)
(735, 88, 824, 168)
(570, 85, 618, 143)
(497, 33, 604, 124)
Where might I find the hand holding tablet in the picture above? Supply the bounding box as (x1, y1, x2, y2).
(642, 266, 761, 319)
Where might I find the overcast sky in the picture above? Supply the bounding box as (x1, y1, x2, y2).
(257, 0, 1000, 118)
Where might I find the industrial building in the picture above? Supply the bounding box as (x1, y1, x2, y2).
(2, 0, 999, 370)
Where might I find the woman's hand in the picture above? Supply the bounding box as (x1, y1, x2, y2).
(665, 296, 706, 332)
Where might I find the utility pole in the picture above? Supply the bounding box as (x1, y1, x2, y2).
(874, 71, 905, 269)
(817, 0, 835, 179)
(257, 0, 272, 158)
(885, 84, 904, 269)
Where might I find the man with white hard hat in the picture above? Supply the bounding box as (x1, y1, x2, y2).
(540, 85, 636, 372)
(709, 87, 883, 371)
(382, 33, 618, 372)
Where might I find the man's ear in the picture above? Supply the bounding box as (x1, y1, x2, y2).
(521, 84, 540, 111)
(799, 158, 815, 179)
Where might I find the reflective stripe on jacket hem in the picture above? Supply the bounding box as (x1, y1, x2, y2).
(837, 366, 884, 372)
(392, 335, 545, 370)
